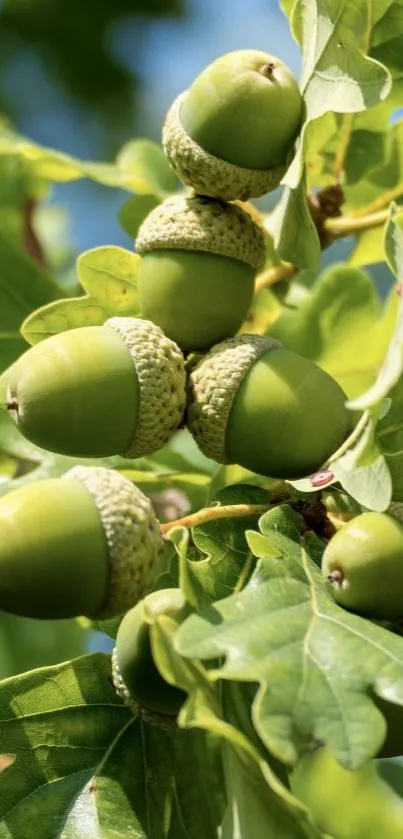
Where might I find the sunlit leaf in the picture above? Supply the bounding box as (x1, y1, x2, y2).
(269, 263, 396, 399)
(176, 518, 403, 770)
(21, 246, 140, 343)
(0, 654, 223, 838)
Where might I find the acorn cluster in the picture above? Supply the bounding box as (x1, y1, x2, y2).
(0, 50, 353, 723)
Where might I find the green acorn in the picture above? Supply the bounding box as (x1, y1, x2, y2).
(112, 588, 187, 725)
(322, 510, 403, 620)
(0, 466, 163, 620)
(187, 334, 351, 479)
(136, 195, 266, 351)
(290, 747, 403, 839)
(6, 317, 186, 458)
(162, 50, 303, 201)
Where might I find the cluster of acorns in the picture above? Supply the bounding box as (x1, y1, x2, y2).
(0, 50, 359, 722)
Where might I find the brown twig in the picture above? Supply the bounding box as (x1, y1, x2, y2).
(324, 208, 391, 237)
(22, 197, 47, 266)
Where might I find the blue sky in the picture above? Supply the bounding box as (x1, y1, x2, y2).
(7, 0, 300, 253)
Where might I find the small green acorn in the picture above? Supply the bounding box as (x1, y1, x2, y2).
(112, 588, 187, 724)
(136, 195, 266, 351)
(162, 49, 303, 201)
(322, 510, 403, 620)
(6, 317, 186, 458)
(290, 747, 403, 839)
(0, 466, 163, 620)
(187, 334, 351, 479)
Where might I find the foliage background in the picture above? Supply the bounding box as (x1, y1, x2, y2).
(0, 0, 399, 688)
(0, 0, 307, 680)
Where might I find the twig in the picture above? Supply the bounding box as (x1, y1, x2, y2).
(347, 186, 403, 219)
(255, 261, 297, 293)
(160, 503, 271, 535)
(23, 198, 47, 266)
(325, 208, 391, 237)
(255, 198, 400, 296)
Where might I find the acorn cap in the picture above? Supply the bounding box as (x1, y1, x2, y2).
(163, 92, 290, 203)
(136, 194, 266, 273)
(106, 317, 186, 458)
(187, 334, 282, 463)
(66, 466, 163, 619)
(111, 648, 180, 731)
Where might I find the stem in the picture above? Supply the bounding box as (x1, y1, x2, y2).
(324, 208, 391, 237)
(325, 411, 369, 467)
(23, 198, 47, 266)
(160, 503, 271, 534)
(255, 261, 297, 293)
(333, 113, 355, 181)
(365, 0, 373, 53)
(254, 207, 391, 295)
(348, 185, 403, 219)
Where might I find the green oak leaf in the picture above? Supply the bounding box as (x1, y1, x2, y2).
(275, 0, 392, 269)
(340, 207, 403, 503)
(279, 0, 294, 16)
(0, 653, 224, 839)
(349, 226, 385, 267)
(0, 231, 60, 371)
(176, 515, 403, 770)
(331, 408, 393, 511)
(116, 139, 179, 195)
(378, 385, 403, 502)
(118, 194, 160, 239)
(167, 485, 270, 608)
(269, 263, 397, 400)
(370, 1, 403, 94)
(345, 129, 386, 185)
(348, 207, 403, 411)
(153, 602, 325, 839)
(219, 738, 325, 839)
(0, 127, 175, 195)
(269, 178, 321, 271)
(21, 246, 140, 343)
(345, 119, 403, 211)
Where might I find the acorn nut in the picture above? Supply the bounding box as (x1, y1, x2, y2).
(136, 194, 266, 351)
(5, 317, 186, 458)
(187, 334, 351, 479)
(322, 510, 403, 620)
(112, 588, 187, 723)
(163, 49, 303, 201)
(0, 466, 163, 620)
